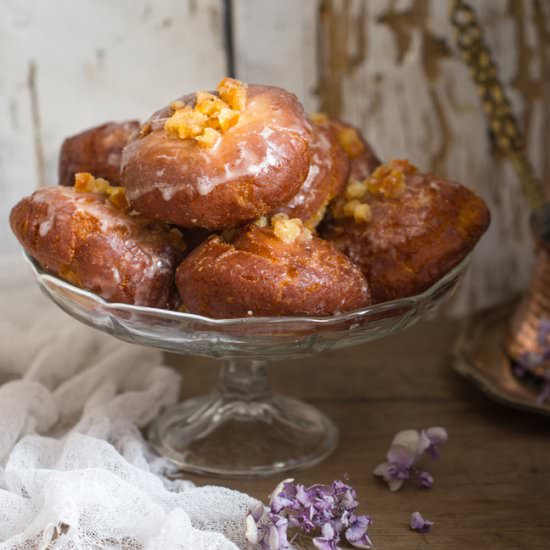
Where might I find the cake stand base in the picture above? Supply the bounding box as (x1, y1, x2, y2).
(148, 359, 338, 478)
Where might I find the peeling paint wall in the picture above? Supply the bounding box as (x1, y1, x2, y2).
(233, 0, 550, 313)
(0, 0, 227, 252)
(313, 0, 549, 314)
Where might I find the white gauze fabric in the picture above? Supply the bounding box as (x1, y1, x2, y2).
(0, 256, 259, 549)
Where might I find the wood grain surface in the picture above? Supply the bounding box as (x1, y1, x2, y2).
(168, 317, 550, 549)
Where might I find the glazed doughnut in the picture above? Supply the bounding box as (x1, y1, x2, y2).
(272, 116, 350, 229)
(59, 120, 139, 186)
(329, 118, 381, 181)
(121, 78, 311, 230)
(176, 214, 371, 318)
(10, 174, 185, 308)
(321, 160, 491, 303)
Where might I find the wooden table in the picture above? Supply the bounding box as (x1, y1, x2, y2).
(168, 318, 550, 549)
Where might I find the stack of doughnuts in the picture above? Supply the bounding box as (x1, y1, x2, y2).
(10, 78, 490, 318)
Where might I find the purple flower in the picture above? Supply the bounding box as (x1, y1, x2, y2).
(313, 522, 340, 550)
(245, 502, 290, 550)
(410, 511, 433, 533)
(374, 427, 447, 491)
(420, 427, 448, 459)
(266, 515, 290, 550)
(417, 471, 434, 489)
(373, 444, 415, 491)
(344, 514, 373, 549)
(247, 479, 373, 549)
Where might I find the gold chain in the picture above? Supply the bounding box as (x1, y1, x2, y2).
(449, 0, 545, 209)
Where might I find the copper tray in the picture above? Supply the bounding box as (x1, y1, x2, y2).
(454, 301, 550, 416)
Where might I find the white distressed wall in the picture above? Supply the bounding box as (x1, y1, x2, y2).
(2, 0, 548, 314)
(232, 0, 319, 111)
(0, 0, 227, 252)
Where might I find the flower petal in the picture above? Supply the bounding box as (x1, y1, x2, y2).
(244, 514, 258, 544)
(417, 430, 431, 455)
(392, 429, 421, 454)
(373, 461, 389, 478)
(345, 514, 371, 542)
(270, 478, 295, 501)
(387, 444, 415, 468)
(266, 524, 280, 549)
(417, 471, 434, 489)
(425, 427, 448, 445)
(388, 478, 404, 492)
(349, 533, 374, 549)
(410, 511, 434, 533)
(250, 502, 265, 522)
(321, 521, 335, 539)
(312, 537, 337, 550)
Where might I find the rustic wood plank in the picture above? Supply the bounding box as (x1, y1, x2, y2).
(0, 0, 227, 252)
(168, 317, 550, 549)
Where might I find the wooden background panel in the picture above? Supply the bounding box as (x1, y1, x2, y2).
(0, 0, 227, 253)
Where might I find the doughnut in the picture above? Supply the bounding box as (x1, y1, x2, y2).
(175, 214, 371, 318)
(10, 174, 185, 308)
(273, 116, 381, 229)
(321, 160, 490, 302)
(330, 118, 381, 181)
(272, 116, 350, 229)
(59, 120, 139, 186)
(121, 78, 312, 230)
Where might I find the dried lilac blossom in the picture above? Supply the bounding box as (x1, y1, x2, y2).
(373, 427, 447, 491)
(420, 427, 448, 459)
(312, 522, 338, 550)
(373, 444, 415, 492)
(245, 478, 373, 549)
(417, 471, 434, 489)
(410, 511, 434, 533)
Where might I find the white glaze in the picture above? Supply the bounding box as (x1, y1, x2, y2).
(127, 86, 311, 201)
(29, 187, 174, 304)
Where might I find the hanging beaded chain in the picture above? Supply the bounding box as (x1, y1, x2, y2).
(449, 0, 546, 209)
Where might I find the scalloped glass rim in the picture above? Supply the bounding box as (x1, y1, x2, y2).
(24, 251, 469, 327)
(24, 252, 470, 358)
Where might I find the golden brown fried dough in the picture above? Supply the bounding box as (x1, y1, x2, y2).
(321, 160, 491, 303)
(273, 118, 350, 229)
(329, 118, 381, 181)
(122, 80, 311, 230)
(59, 120, 139, 186)
(176, 215, 371, 318)
(10, 184, 185, 308)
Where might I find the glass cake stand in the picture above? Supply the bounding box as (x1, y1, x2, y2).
(25, 253, 469, 478)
